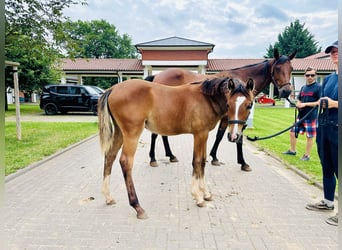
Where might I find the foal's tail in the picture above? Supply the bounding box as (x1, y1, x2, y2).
(98, 88, 115, 155)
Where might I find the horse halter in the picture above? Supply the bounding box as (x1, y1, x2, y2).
(227, 119, 247, 125)
(270, 56, 292, 89)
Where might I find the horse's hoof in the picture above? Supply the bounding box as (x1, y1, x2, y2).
(137, 211, 148, 219)
(197, 201, 206, 207)
(241, 165, 252, 172)
(211, 159, 221, 166)
(150, 161, 158, 167)
(106, 199, 116, 205)
(169, 156, 179, 163)
(204, 195, 213, 201)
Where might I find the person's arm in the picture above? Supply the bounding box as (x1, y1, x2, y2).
(320, 97, 338, 109)
(297, 101, 319, 108)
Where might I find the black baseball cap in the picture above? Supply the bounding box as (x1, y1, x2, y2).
(325, 41, 338, 53)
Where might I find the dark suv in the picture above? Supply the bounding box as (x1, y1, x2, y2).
(40, 84, 104, 115)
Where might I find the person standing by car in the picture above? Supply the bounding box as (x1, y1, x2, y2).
(305, 41, 338, 226)
(283, 67, 321, 161)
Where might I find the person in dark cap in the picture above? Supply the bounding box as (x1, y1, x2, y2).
(325, 40, 338, 53)
(306, 41, 338, 226)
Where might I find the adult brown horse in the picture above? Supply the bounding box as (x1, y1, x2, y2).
(146, 48, 296, 171)
(98, 77, 254, 219)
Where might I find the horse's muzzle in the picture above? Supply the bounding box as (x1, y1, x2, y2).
(227, 132, 242, 143)
(279, 84, 292, 98)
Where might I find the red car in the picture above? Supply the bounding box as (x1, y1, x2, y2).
(255, 94, 275, 106)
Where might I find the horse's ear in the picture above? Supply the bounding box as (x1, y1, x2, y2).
(274, 48, 280, 60)
(288, 50, 297, 60)
(246, 78, 254, 91)
(227, 78, 235, 90)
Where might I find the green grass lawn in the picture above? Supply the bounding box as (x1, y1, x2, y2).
(246, 105, 321, 183)
(5, 104, 98, 175)
(5, 103, 43, 116)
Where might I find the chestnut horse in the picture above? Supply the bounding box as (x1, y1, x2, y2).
(98, 77, 254, 219)
(146, 49, 296, 170)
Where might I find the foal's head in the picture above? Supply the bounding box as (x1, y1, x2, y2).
(225, 78, 254, 142)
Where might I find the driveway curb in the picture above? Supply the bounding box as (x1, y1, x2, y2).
(5, 134, 98, 183)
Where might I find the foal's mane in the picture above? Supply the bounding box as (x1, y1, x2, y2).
(229, 83, 251, 97)
(200, 77, 250, 97)
(200, 77, 229, 96)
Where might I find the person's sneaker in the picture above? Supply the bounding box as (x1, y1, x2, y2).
(306, 200, 334, 211)
(282, 150, 296, 155)
(326, 213, 338, 226)
(300, 155, 310, 161)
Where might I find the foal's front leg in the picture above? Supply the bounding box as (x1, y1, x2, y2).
(191, 134, 212, 207)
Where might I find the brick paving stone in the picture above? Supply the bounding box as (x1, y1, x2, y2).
(4, 128, 338, 249)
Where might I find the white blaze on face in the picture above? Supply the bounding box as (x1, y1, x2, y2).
(232, 96, 246, 138)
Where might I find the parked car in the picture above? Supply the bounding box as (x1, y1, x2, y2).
(90, 86, 105, 94)
(39, 84, 102, 115)
(255, 94, 276, 106)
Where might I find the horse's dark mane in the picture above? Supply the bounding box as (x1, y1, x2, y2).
(229, 55, 289, 72)
(144, 75, 155, 82)
(274, 55, 289, 64)
(230, 60, 268, 71)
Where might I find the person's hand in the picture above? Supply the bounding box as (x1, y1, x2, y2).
(296, 103, 305, 109)
(320, 97, 337, 109)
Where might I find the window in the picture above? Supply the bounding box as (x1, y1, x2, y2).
(70, 86, 81, 94)
(56, 86, 69, 94)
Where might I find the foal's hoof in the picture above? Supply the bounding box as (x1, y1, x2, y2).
(204, 195, 213, 201)
(241, 164, 252, 172)
(150, 161, 158, 167)
(169, 156, 179, 163)
(106, 199, 116, 205)
(197, 201, 206, 207)
(137, 211, 148, 219)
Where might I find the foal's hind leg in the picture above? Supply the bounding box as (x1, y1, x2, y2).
(120, 130, 147, 219)
(102, 127, 123, 205)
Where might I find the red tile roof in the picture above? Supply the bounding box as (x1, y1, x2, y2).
(291, 58, 335, 71)
(61, 57, 335, 73)
(61, 58, 143, 71)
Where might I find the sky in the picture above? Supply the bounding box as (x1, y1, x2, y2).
(64, 0, 338, 59)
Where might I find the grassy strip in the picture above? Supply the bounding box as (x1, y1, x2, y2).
(246, 106, 321, 183)
(5, 121, 98, 175)
(5, 103, 42, 117)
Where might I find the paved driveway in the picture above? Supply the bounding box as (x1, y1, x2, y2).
(4, 125, 338, 249)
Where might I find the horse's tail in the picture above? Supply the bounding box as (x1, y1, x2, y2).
(144, 75, 155, 82)
(98, 88, 115, 155)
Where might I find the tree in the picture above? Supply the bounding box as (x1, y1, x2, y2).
(265, 19, 321, 58)
(60, 19, 137, 89)
(5, 0, 86, 98)
(61, 19, 137, 59)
